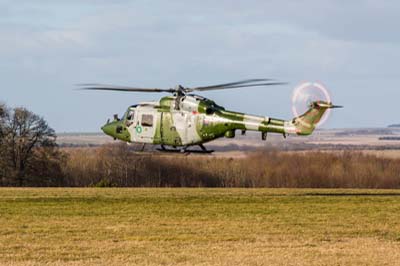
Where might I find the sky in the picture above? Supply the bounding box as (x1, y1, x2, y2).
(0, 0, 399, 132)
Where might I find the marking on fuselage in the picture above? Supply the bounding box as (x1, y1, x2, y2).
(244, 115, 266, 131)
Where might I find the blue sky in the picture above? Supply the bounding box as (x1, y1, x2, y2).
(1, 0, 399, 132)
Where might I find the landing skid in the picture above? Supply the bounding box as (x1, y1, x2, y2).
(157, 144, 214, 154)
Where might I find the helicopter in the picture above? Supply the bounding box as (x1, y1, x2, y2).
(81, 79, 342, 153)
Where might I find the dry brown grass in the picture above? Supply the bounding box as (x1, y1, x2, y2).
(60, 145, 400, 188)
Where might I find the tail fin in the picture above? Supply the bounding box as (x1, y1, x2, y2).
(287, 101, 342, 136)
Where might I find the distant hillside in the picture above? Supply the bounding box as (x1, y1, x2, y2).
(388, 124, 400, 128)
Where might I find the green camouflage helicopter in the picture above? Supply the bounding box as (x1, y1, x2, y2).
(82, 79, 341, 153)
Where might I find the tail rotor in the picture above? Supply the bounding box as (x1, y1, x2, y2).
(291, 82, 338, 128)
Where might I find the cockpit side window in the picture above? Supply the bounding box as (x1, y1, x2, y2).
(126, 110, 135, 127)
(127, 110, 135, 121)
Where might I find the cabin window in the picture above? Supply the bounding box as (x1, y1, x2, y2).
(141, 114, 153, 127)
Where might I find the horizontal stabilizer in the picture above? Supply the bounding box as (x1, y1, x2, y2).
(311, 101, 343, 109)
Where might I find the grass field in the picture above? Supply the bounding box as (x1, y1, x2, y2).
(1, 189, 400, 266)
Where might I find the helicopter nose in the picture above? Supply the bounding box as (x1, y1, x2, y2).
(101, 123, 114, 136)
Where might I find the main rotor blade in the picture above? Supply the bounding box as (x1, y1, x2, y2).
(79, 84, 176, 93)
(188, 82, 288, 92)
(78, 79, 287, 94)
(189, 79, 273, 92)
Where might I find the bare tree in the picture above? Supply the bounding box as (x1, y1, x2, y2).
(0, 102, 7, 140)
(1, 107, 57, 186)
(0, 103, 7, 184)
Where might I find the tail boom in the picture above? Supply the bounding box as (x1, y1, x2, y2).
(258, 101, 341, 136)
(206, 101, 341, 141)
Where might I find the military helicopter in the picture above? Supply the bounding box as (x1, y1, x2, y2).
(81, 79, 341, 153)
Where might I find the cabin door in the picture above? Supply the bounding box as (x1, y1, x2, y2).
(135, 112, 156, 143)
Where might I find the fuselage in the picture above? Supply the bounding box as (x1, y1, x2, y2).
(101, 94, 331, 146)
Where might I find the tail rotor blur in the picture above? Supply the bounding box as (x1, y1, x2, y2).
(291, 82, 336, 127)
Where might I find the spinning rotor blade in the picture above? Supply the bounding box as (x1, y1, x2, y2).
(191, 82, 288, 91)
(186, 79, 287, 92)
(78, 78, 287, 94)
(79, 84, 176, 93)
(190, 79, 272, 91)
(292, 82, 334, 127)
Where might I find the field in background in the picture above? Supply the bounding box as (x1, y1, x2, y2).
(57, 128, 400, 154)
(0, 188, 399, 266)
